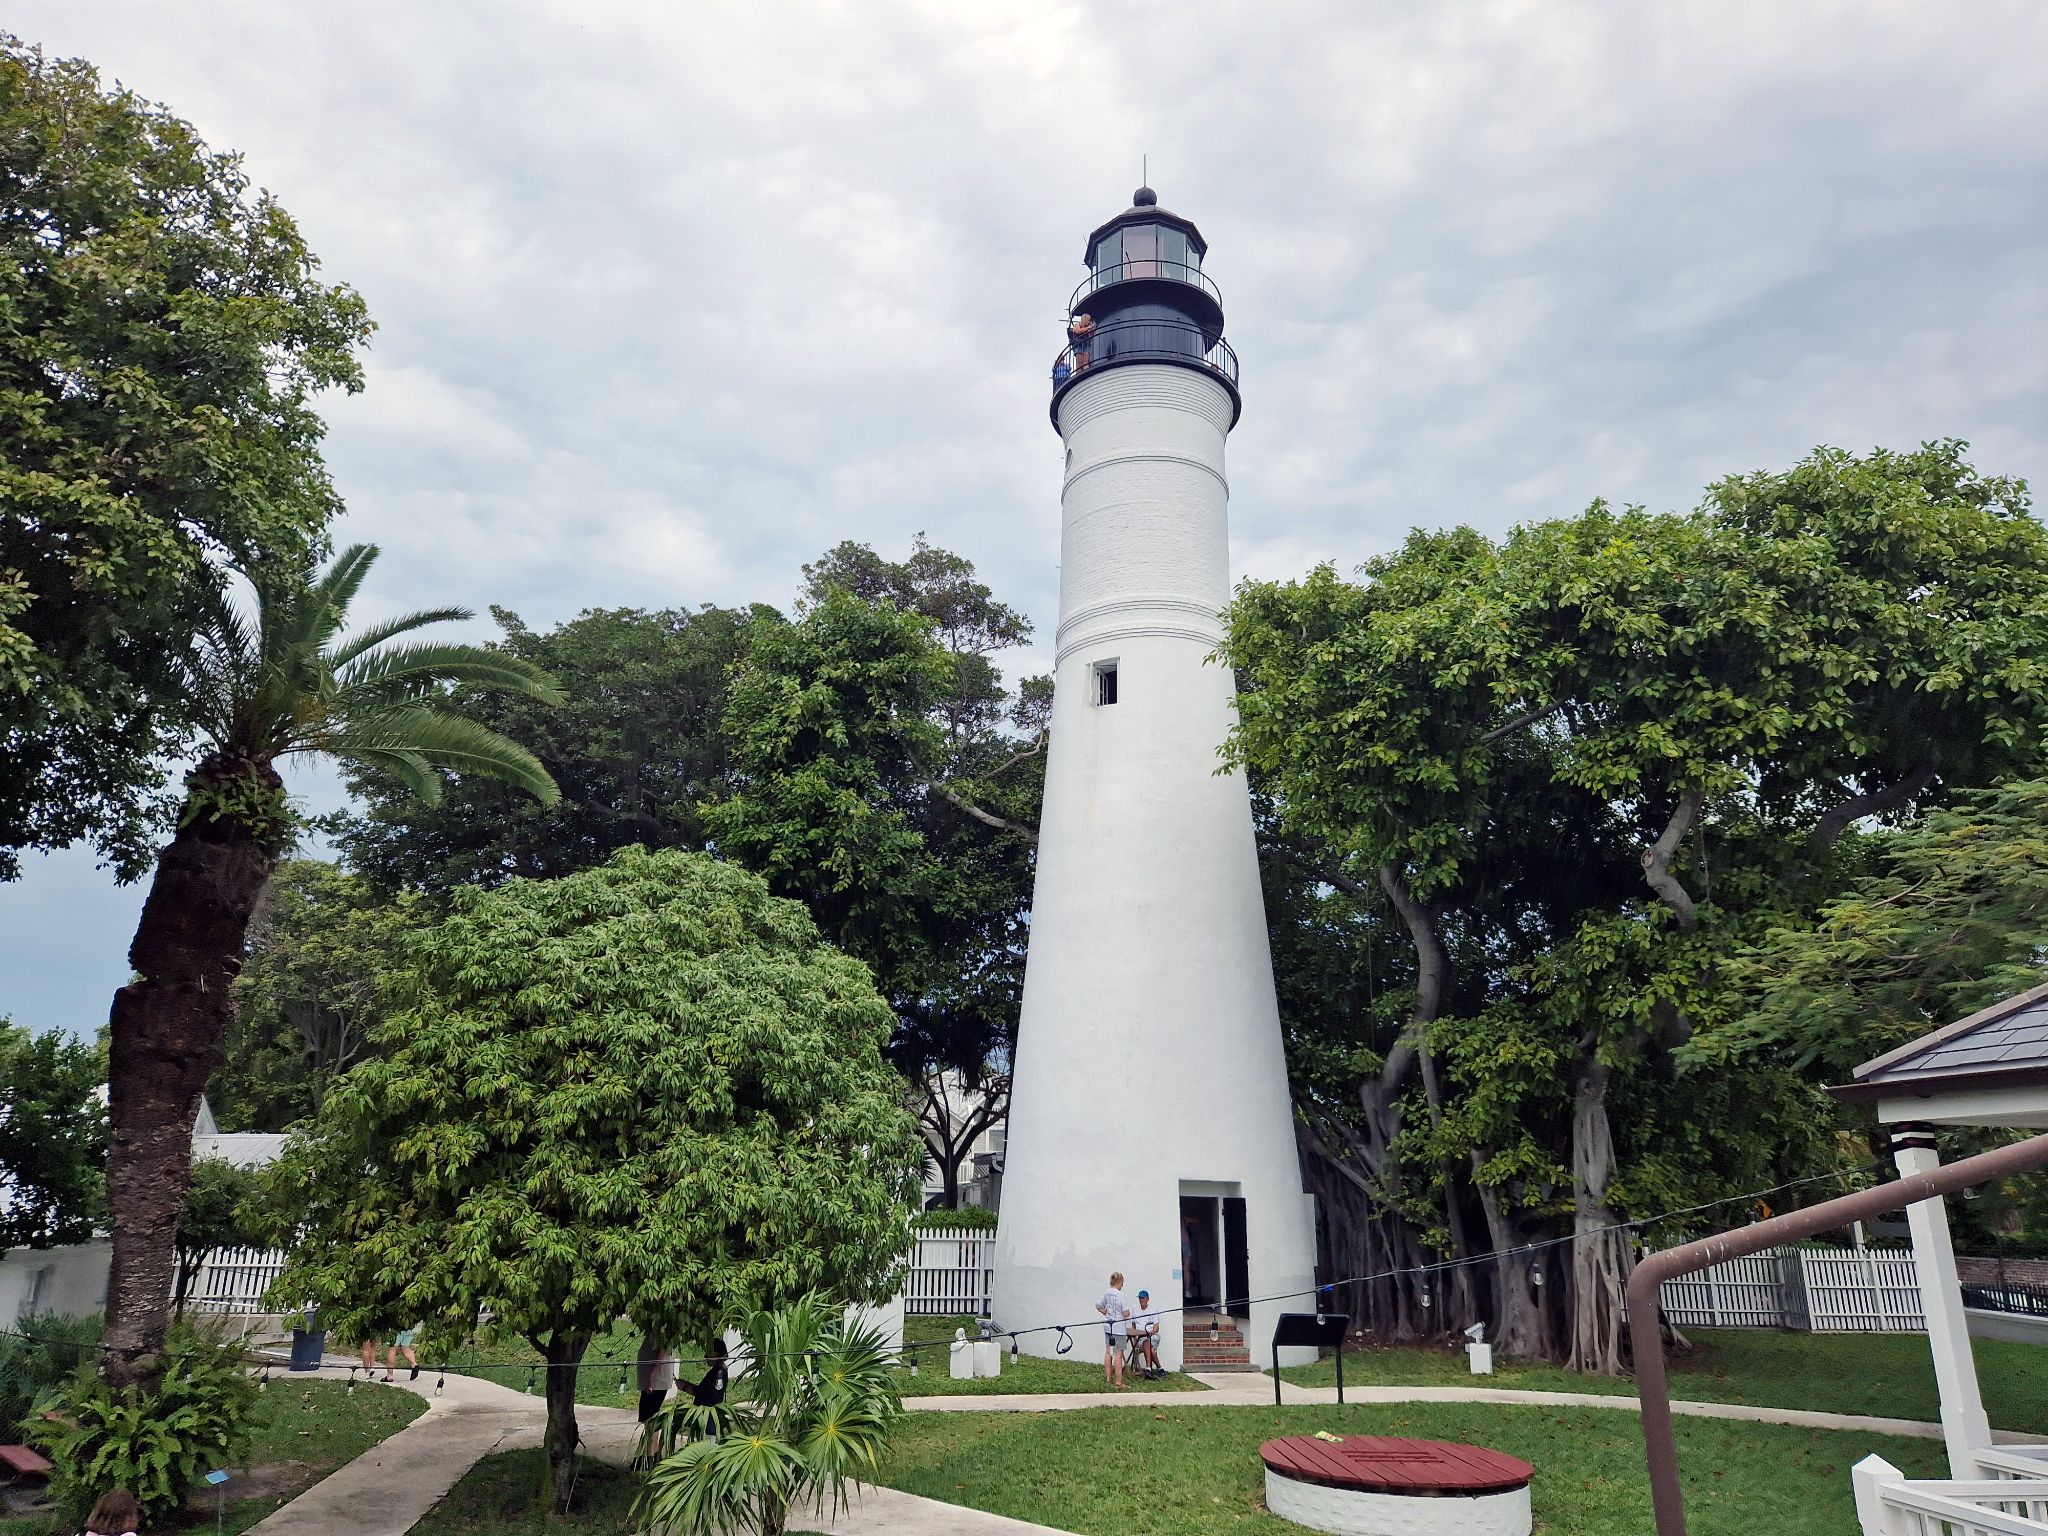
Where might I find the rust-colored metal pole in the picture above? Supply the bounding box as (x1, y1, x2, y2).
(1628, 1130, 2048, 1536)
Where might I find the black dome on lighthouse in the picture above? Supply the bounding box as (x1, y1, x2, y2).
(1132, 184, 1158, 206)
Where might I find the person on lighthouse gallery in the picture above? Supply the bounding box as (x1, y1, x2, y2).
(1096, 1270, 1130, 1388)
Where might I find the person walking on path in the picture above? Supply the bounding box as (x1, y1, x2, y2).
(357, 1336, 382, 1375)
(382, 1327, 419, 1382)
(634, 1339, 678, 1468)
(1096, 1271, 1130, 1389)
(82, 1488, 142, 1536)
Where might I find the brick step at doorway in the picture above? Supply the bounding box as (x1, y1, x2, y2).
(1183, 1324, 1255, 1371)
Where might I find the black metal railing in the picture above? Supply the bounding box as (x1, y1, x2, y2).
(1069, 260, 1223, 316)
(1051, 317, 1238, 393)
(1963, 1281, 2048, 1318)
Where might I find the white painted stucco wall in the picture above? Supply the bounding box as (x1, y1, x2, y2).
(991, 363, 1317, 1371)
(0, 1239, 112, 1332)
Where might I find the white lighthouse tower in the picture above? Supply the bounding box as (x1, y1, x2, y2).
(992, 188, 1317, 1372)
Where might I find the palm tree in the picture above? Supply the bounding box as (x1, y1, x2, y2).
(641, 1295, 901, 1536)
(99, 544, 561, 1387)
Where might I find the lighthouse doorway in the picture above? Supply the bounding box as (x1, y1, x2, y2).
(1179, 1185, 1251, 1323)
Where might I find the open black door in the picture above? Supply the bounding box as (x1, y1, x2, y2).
(1222, 1196, 1249, 1319)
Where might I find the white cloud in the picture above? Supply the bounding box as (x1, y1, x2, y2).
(5, 0, 2044, 1030)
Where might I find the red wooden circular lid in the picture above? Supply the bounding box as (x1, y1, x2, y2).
(1259, 1434, 1535, 1496)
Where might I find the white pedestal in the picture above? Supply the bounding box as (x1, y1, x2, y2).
(1265, 1471, 1531, 1536)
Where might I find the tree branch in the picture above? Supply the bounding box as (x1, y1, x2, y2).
(1806, 751, 1941, 861)
(1478, 700, 1563, 746)
(928, 780, 1038, 844)
(1640, 786, 1704, 932)
(1268, 842, 1379, 904)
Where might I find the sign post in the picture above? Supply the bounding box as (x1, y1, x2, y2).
(1270, 1312, 1350, 1406)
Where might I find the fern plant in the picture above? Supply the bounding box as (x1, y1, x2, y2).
(27, 1320, 262, 1522)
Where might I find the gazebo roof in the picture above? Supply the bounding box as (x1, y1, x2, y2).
(1833, 979, 2048, 1126)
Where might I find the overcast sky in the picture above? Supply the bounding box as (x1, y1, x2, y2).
(4, 0, 2045, 1037)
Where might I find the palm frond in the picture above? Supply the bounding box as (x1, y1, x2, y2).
(320, 707, 560, 805)
(326, 607, 474, 668)
(284, 543, 379, 659)
(339, 747, 444, 805)
(333, 642, 564, 706)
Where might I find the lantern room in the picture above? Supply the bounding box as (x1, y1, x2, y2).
(1052, 186, 1239, 428)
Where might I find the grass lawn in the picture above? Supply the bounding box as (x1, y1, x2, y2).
(0, 1379, 422, 1536)
(1275, 1328, 2048, 1429)
(900, 1314, 1198, 1395)
(411, 1449, 827, 1535)
(441, 1318, 660, 1409)
(875, 1401, 1950, 1536)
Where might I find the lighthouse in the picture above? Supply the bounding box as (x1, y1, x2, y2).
(991, 188, 1317, 1372)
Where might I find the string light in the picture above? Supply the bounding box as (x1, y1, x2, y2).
(434, 1373, 445, 1397)
(1010, 1334, 1020, 1361)
(525, 1365, 538, 1395)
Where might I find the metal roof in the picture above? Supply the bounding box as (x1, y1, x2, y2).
(1833, 979, 2048, 1103)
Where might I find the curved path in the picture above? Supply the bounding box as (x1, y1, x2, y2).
(908, 1371, 2048, 1446)
(246, 1360, 2037, 1535)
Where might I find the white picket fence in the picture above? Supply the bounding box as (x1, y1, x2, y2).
(172, 1233, 996, 1321)
(183, 1245, 288, 1315)
(904, 1227, 995, 1316)
(1658, 1245, 1925, 1332)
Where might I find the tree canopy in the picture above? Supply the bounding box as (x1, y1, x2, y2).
(1222, 441, 2048, 1370)
(212, 859, 419, 1132)
(0, 36, 372, 879)
(0, 1020, 106, 1247)
(336, 603, 761, 894)
(259, 846, 924, 1513)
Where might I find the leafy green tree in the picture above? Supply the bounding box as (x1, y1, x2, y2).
(0, 1021, 106, 1247)
(258, 848, 924, 1517)
(1714, 779, 2048, 1078)
(642, 1294, 901, 1536)
(103, 543, 559, 1388)
(337, 603, 761, 893)
(725, 545, 1045, 1204)
(211, 860, 419, 1131)
(1223, 443, 2048, 1372)
(0, 36, 371, 880)
(171, 1158, 265, 1317)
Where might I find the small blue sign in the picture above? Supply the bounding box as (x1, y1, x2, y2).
(204, 1470, 230, 1486)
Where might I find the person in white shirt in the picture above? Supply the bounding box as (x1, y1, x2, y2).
(1095, 1270, 1130, 1388)
(1129, 1288, 1163, 1379)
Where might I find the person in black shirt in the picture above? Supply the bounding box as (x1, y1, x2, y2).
(679, 1336, 729, 1418)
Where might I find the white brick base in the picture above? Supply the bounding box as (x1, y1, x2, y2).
(1265, 1469, 1532, 1536)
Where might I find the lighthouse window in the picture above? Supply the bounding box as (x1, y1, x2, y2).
(1123, 224, 1159, 277)
(1092, 231, 1122, 269)
(1093, 659, 1119, 706)
(1160, 227, 1190, 272)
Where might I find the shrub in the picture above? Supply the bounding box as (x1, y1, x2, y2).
(911, 1206, 996, 1232)
(641, 1294, 901, 1536)
(0, 1311, 102, 1434)
(27, 1320, 260, 1523)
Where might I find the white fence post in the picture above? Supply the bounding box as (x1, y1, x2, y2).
(1851, 1455, 1906, 1536)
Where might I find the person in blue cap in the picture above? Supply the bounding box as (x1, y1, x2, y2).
(1129, 1289, 1163, 1380)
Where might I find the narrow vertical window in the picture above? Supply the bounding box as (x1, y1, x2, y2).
(1094, 659, 1119, 706)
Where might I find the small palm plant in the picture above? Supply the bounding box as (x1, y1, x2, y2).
(100, 544, 562, 1385)
(641, 1295, 902, 1536)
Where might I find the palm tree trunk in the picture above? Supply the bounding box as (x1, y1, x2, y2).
(101, 758, 284, 1390)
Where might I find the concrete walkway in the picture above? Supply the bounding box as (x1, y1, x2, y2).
(243, 1362, 1084, 1535)
(907, 1370, 2048, 1447)
(244, 1359, 2038, 1536)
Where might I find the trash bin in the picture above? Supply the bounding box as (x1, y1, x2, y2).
(289, 1325, 326, 1372)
